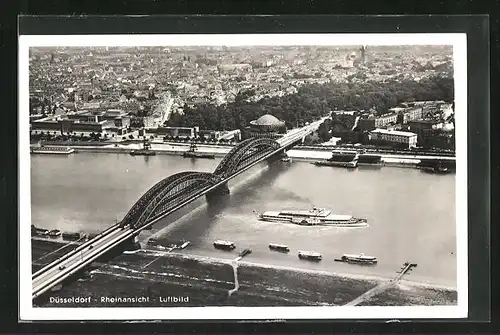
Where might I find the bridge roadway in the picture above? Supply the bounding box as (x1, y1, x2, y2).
(32, 225, 134, 299)
(32, 118, 328, 300)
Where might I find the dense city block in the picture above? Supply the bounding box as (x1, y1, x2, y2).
(29, 45, 455, 152)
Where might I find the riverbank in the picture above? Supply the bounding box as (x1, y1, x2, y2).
(32, 238, 457, 307)
(30, 141, 455, 168)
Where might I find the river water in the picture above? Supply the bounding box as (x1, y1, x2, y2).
(30, 152, 457, 288)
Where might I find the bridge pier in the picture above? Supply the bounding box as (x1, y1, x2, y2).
(265, 148, 287, 164)
(206, 182, 230, 199)
(122, 235, 141, 252)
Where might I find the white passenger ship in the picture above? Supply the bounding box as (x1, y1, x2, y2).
(258, 207, 368, 227)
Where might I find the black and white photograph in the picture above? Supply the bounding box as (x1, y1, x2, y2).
(19, 32, 468, 321)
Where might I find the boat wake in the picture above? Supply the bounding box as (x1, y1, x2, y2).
(143, 204, 209, 241)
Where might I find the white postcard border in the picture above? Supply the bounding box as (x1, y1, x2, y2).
(19, 33, 468, 321)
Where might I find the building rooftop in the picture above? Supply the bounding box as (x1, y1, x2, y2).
(389, 107, 406, 112)
(250, 114, 285, 127)
(409, 119, 439, 124)
(370, 128, 417, 137)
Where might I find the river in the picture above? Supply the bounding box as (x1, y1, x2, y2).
(30, 152, 457, 288)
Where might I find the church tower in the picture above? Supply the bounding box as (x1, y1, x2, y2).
(360, 45, 367, 64)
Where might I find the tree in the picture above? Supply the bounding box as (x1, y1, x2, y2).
(317, 121, 332, 142)
(163, 74, 454, 134)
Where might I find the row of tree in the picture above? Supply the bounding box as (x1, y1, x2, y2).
(166, 75, 454, 132)
(30, 131, 110, 142)
(161, 136, 236, 144)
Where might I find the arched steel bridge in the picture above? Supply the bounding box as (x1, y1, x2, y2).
(121, 137, 282, 229)
(31, 117, 329, 300)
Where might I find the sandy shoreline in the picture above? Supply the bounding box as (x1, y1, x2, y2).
(31, 238, 456, 292)
(31, 238, 457, 307)
(125, 246, 456, 292)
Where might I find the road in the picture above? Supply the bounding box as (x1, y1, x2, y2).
(32, 226, 134, 299)
(278, 117, 328, 147)
(158, 95, 174, 126)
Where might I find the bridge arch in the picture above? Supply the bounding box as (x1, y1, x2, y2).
(213, 137, 281, 177)
(121, 171, 221, 229)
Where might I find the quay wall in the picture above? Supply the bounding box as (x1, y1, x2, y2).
(30, 141, 454, 168)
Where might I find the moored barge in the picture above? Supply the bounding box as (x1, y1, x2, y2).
(213, 240, 236, 250)
(313, 151, 359, 168)
(147, 238, 158, 246)
(32, 226, 49, 236)
(417, 159, 455, 174)
(62, 232, 82, 241)
(335, 253, 378, 265)
(238, 248, 252, 257)
(269, 243, 290, 253)
(183, 143, 215, 159)
(48, 229, 62, 237)
(298, 250, 322, 261)
(30, 146, 75, 155)
(420, 165, 452, 174)
(313, 160, 358, 168)
(130, 139, 156, 156)
(329, 152, 358, 162)
(357, 154, 383, 166)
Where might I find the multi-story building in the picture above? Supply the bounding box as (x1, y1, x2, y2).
(375, 113, 398, 127)
(357, 112, 398, 131)
(154, 126, 199, 138)
(401, 107, 423, 124)
(218, 129, 242, 142)
(357, 117, 376, 131)
(409, 119, 443, 145)
(369, 128, 418, 148)
(409, 119, 441, 132)
(31, 109, 131, 136)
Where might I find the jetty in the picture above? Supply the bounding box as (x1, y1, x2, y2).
(344, 262, 418, 306)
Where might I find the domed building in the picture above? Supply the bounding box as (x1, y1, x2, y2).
(245, 114, 287, 139)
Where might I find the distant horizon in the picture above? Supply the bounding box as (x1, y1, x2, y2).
(29, 44, 453, 53)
